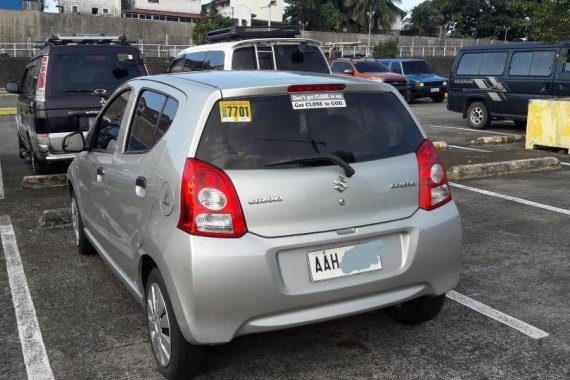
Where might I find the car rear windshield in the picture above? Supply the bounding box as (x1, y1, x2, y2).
(196, 92, 423, 170)
(402, 61, 433, 74)
(354, 61, 390, 73)
(52, 53, 144, 93)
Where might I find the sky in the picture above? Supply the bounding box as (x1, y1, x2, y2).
(46, 0, 425, 16)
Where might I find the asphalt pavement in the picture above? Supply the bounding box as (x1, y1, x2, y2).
(1, 97, 569, 379)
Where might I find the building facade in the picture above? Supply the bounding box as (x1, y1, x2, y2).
(0, 0, 39, 11)
(123, 0, 201, 23)
(57, 0, 121, 16)
(204, 0, 284, 27)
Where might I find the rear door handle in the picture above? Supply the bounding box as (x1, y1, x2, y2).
(135, 176, 146, 197)
(96, 167, 105, 183)
(136, 176, 146, 188)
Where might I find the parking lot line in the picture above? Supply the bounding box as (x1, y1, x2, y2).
(448, 145, 492, 153)
(447, 291, 549, 340)
(561, 162, 570, 167)
(0, 215, 54, 380)
(426, 125, 522, 136)
(450, 182, 570, 216)
(0, 160, 4, 200)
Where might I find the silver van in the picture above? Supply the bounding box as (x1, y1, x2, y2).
(64, 71, 461, 379)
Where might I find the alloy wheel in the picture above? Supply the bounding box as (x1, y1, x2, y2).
(470, 107, 484, 126)
(147, 283, 172, 367)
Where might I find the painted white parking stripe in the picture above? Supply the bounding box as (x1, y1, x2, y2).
(0, 160, 4, 200)
(426, 124, 522, 136)
(447, 291, 549, 339)
(449, 145, 492, 153)
(0, 215, 54, 380)
(450, 182, 570, 216)
(561, 162, 570, 167)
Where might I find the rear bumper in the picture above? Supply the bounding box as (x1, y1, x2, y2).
(34, 131, 86, 162)
(164, 201, 461, 345)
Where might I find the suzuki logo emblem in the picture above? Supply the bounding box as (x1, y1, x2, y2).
(333, 176, 348, 193)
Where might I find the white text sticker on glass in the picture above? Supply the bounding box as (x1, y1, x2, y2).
(219, 100, 252, 123)
(290, 92, 346, 110)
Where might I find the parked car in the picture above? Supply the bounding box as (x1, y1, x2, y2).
(447, 41, 570, 129)
(378, 58, 448, 104)
(330, 58, 408, 96)
(5, 34, 148, 174)
(168, 26, 330, 74)
(63, 70, 461, 379)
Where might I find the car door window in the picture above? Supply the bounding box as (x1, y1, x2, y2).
(126, 90, 167, 152)
(93, 90, 131, 151)
(391, 63, 402, 74)
(564, 50, 570, 72)
(232, 47, 257, 70)
(330, 62, 343, 73)
(153, 98, 178, 145)
(204, 51, 225, 70)
(183, 52, 206, 71)
(509, 51, 556, 76)
(22, 59, 39, 96)
(169, 57, 184, 72)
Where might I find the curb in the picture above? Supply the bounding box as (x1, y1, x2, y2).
(433, 141, 448, 150)
(471, 135, 525, 145)
(21, 174, 67, 189)
(0, 107, 17, 116)
(447, 157, 561, 180)
(39, 208, 71, 228)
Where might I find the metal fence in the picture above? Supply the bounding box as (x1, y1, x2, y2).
(0, 42, 464, 59)
(0, 42, 192, 58)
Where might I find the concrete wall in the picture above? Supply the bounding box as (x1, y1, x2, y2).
(0, 9, 194, 45)
(420, 56, 455, 78)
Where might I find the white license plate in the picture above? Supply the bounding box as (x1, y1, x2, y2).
(431, 88, 440, 93)
(307, 241, 383, 282)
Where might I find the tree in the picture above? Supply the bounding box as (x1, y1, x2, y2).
(509, 0, 570, 42)
(343, 0, 403, 33)
(401, 1, 439, 36)
(192, 9, 233, 45)
(284, 0, 322, 30)
(320, 1, 346, 31)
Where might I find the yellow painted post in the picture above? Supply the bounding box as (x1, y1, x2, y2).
(526, 99, 570, 152)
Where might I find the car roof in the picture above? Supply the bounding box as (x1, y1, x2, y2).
(378, 58, 425, 62)
(179, 38, 322, 52)
(137, 71, 382, 92)
(460, 41, 570, 51)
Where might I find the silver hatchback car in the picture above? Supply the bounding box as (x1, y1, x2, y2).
(64, 71, 461, 379)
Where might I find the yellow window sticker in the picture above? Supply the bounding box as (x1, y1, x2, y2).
(219, 101, 252, 123)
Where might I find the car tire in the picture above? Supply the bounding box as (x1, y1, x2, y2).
(146, 268, 205, 380)
(18, 135, 26, 159)
(31, 151, 46, 175)
(467, 101, 490, 129)
(405, 90, 416, 104)
(70, 193, 96, 255)
(385, 294, 446, 325)
(432, 94, 445, 103)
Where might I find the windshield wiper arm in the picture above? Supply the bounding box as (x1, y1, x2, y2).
(265, 154, 355, 177)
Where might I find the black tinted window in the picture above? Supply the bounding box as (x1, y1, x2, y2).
(402, 61, 433, 74)
(22, 59, 40, 96)
(274, 44, 329, 74)
(232, 47, 256, 70)
(94, 90, 131, 151)
(457, 52, 507, 75)
(389, 63, 402, 74)
(509, 51, 555, 76)
(127, 91, 166, 152)
(53, 53, 143, 93)
(205, 51, 225, 70)
(196, 93, 423, 170)
(355, 61, 389, 73)
(183, 52, 205, 71)
(154, 98, 178, 145)
(169, 57, 184, 72)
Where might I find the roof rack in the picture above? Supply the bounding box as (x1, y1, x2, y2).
(206, 26, 300, 43)
(40, 34, 131, 48)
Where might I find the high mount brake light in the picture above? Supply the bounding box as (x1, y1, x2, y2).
(177, 159, 247, 238)
(416, 139, 452, 211)
(288, 84, 345, 92)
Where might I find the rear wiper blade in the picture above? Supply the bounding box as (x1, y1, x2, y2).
(265, 154, 355, 177)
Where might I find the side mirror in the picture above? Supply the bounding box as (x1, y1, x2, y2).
(6, 82, 19, 94)
(62, 131, 86, 153)
(343, 68, 354, 75)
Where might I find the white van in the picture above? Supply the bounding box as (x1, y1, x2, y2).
(168, 26, 331, 74)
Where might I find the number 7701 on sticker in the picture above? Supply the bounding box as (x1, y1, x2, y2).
(219, 100, 252, 123)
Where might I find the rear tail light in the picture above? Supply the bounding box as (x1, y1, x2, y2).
(416, 139, 452, 211)
(36, 56, 49, 102)
(177, 159, 247, 238)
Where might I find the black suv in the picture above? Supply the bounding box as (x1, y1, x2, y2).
(5, 35, 148, 173)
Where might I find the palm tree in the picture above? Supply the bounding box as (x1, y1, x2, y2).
(343, 0, 403, 33)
